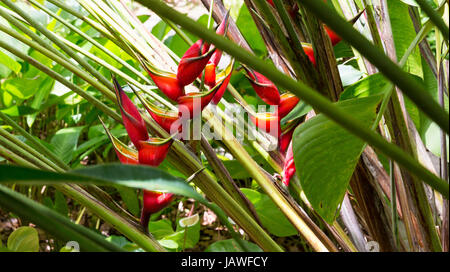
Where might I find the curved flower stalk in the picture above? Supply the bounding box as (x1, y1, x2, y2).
(110, 77, 175, 230)
(177, 12, 230, 87)
(137, 55, 185, 101)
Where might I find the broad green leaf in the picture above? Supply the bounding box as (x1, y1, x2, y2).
(241, 188, 297, 237)
(0, 50, 21, 74)
(388, 0, 422, 78)
(115, 185, 140, 216)
(340, 73, 389, 100)
(205, 239, 263, 252)
(53, 191, 69, 217)
(0, 185, 124, 252)
(2, 77, 42, 99)
(176, 215, 200, 249)
(7, 226, 39, 252)
(338, 64, 364, 87)
(50, 126, 85, 164)
(281, 101, 312, 126)
(148, 219, 175, 240)
(0, 105, 37, 117)
(293, 95, 382, 223)
(236, 4, 267, 57)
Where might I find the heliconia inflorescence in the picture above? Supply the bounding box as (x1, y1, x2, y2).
(106, 76, 175, 231)
(177, 12, 230, 87)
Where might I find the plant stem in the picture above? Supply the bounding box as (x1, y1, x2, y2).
(135, 0, 448, 200)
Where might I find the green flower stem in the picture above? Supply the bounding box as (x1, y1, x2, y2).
(45, 0, 118, 43)
(0, 20, 116, 102)
(135, 0, 448, 200)
(3, 0, 116, 99)
(296, 0, 449, 134)
(0, 128, 64, 172)
(0, 145, 37, 169)
(0, 39, 122, 124)
(0, 136, 55, 171)
(0, 111, 69, 171)
(28, 0, 151, 85)
(415, 0, 449, 41)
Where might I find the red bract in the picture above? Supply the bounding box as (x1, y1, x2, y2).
(100, 118, 139, 164)
(177, 40, 215, 87)
(138, 56, 185, 101)
(140, 191, 174, 231)
(113, 76, 149, 149)
(279, 93, 300, 119)
(132, 88, 180, 133)
(138, 137, 174, 167)
(177, 82, 218, 119)
(279, 126, 294, 154)
(282, 140, 296, 187)
(250, 112, 281, 138)
(177, 13, 230, 87)
(302, 43, 316, 66)
(211, 59, 235, 104)
(203, 62, 217, 88)
(243, 66, 280, 105)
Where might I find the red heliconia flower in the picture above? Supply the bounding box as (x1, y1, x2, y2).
(131, 87, 180, 133)
(324, 26, 342, 46)
(302, 43, 316, 66)
(323, 7, 364, 46)
(177, 40, 215, 87)
(279, 93, 300, 119)
(138, 56, 185, 101)
(137, 137, 175, 229)
(211, 59, 235, 104)
(267, 0, 274, 7)
(177, 67, 232, 118)
(138, 137, 174, 167)
(140, 190, 174, 231)
(243, 66, 281, 105)
(100, 117, 139, 165)
(113, 76, 149, 149)
(177, 13, 230, 87)
(250, 112, 281, 139)
(279, 126, 294, 155)
(203, 61, 217, 88)
(282, 140, 296, 187)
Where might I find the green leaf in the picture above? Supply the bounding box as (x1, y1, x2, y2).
(340, 73, 389, 100)
(241, 188, 297, 237)
(0, 185, 124, 252)
(338, 64, 364, 87)
(148, 219, 175, 240)
(50, 126, 85, 164)
(205, 239, 263, 252)
(176, 214, 200, 249)
(7, 226, 39, 252)
(115, 185, 140, 216)
(0, 50, 21, 74)
(293, 95, 382, 223)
